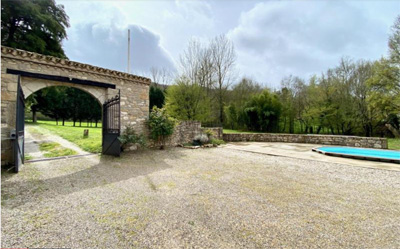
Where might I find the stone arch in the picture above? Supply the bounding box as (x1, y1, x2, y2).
(21, 77, 107, 105)
(1, 46, 151, 166)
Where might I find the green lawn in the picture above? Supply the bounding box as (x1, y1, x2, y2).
(27, 120, 102, 153)
(223, 129, 259, 134)
(39, 142, 77, 158)
(388, 138, 400, 150)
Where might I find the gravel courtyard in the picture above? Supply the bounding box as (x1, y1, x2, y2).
(2, 146, 400, 248)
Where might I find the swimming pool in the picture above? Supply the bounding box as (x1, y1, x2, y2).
(312, 146, 400, 163)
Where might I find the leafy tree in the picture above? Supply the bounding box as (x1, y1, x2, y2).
(165, 77, 211, 122)
(26, 86, 101, 127)
(148, 107, 176, 149)
(1, 0, 70, 58)
(224, 104, 238, 130)
(243, 90, 282, 132)
(36, 86, 68, 125)
(224, 77, 262, 129)
(368, 58, 400, 137)
(149, 84, 165, 110)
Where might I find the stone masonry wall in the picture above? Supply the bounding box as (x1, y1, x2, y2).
(147, 122, 223, 148)
(1, 46, 150, 165)
(201, 127, 223, 140)
(223, 133, 388, 149)
(167, 121, 203, 146)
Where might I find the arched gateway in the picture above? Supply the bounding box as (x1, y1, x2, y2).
(1, 46, 150, 171)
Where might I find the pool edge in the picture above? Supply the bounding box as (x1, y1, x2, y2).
(312, 147, 400, 164)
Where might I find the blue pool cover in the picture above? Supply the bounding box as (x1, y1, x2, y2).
(313, 146, 400, 163)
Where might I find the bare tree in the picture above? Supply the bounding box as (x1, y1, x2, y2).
(210, 34, 237, 124)
(149, 67, 174, 87)
(179, 39, 203, 85)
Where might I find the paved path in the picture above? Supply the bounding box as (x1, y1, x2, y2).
(225, 142, 400, 171)
(25, 124, 90, 160)
(24, 128, 44, 159)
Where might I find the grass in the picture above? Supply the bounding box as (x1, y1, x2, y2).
(39, 142, 77, 158)
(388, 138, 400, 150)
(25, 119, 102, 128)
(24, 154, 34, 161)
(223, 129, 259, 134)
(27, 120, 102, 153)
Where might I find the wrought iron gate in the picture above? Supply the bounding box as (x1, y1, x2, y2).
(102, 93, 121, 156)
(14, 76, 25, 172)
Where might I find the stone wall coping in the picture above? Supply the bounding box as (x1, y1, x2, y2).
(223, 133, 388, 149)
(223, 133, 387, 140)
(1, 46, 151, 85)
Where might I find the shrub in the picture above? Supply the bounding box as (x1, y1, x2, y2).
(148, 107, 176, 149)
(118, 125, 146, 148)
(203, 129, 215, 139)
(193, 134, 209, 146)
(210, 138, 226, 146)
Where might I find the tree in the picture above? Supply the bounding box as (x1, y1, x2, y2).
(243, 90, 282, 132)
(165, 77, 211, 122)
(224, 104, 238, 130)
(149, 67, 174, 86)
(1, 0, 70, 58)
(36, 86, 68, 125)
(225, 77, 263, 129)
(389, 15, 400, 65)
(148, 107, 176, 150)
(149, 84, 165, 110)
(210, 35, 237, 124)
(368, 58, 400, 137)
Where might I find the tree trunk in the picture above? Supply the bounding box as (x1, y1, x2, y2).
(32, 109, 37, 123)
(385, 123, 400, 138)
(289, 116, 294, 134)
(6, 17, 17, 45)
(62, 118, 65, 126)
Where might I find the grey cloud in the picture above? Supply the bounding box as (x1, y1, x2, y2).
(229, 1, 393, 85)
(63, 23, 176, 75)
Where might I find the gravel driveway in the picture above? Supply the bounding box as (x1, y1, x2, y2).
(2, 146, 400, 248)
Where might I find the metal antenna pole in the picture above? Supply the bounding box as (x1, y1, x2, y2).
(127, 29, 130, 73)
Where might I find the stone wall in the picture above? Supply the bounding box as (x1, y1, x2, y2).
(201, 127, 223, 140)
(223, 133, 388, 149)
(1, 46, 150, 165)
(167, 121, 203, 146)
(147, 122, 223, 148)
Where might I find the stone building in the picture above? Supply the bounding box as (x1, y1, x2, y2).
(1, 46, 150, 166)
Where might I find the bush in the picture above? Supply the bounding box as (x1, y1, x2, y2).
(148, 107, 176, 149)
(118, 125, 147, 148)
(193, 134, 209, 146)
(203, 129, 215, 139)
(210, 138, 226, 146)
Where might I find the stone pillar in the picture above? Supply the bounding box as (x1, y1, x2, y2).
(1, 73, 19, 165)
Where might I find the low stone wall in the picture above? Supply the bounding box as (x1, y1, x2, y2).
(202, 127, 223, 140)
(149, 122, 223, 147)
(223, 133, 388, 149)
(167, 121, 203, 146)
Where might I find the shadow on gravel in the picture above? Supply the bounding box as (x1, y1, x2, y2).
(1, 148, 184, 207)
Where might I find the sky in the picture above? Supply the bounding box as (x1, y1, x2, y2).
(58, 0, 399, 87)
